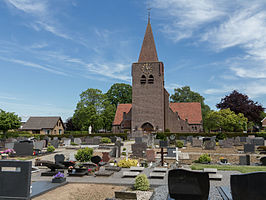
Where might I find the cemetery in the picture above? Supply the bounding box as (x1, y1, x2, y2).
(0, 133, 266, 200)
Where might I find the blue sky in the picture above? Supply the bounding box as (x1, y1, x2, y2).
(0, 0, 266, 122)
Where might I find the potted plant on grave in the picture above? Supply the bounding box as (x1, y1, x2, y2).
(52, 172, 66, 183)
(0, 149, 15, 159)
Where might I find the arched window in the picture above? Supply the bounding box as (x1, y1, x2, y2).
(148, 75, 154, 84)
(140, 75, 146, 84)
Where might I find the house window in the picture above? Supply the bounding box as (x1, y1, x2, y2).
(59, 129, 62, 135)
(148, 75, 154, 84)
(54, 130, 56, 134)
(46, 130, 50, 135)
(195, 126, 197, 130)
(181, 126, 183, 130)
(140, 75, 146, 84)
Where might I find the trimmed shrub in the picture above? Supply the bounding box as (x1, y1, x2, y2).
(176, 140, 184, 148)
(123, 147, 126, 151)
(75, 147, 93, 162)
(121, 152, 127, 156)
(118, 158, 138, 168)
(134, 174, 150, 191)
(47, 145, 55, 153)
(196, 154, 211, 163)
(101, 137, 111, 143)
(216, 132, 227, 141)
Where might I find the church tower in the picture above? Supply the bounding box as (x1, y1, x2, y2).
(131, 19, 165, 133)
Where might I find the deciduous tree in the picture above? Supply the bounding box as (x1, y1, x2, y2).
(216, 90, 264, 124)
(0, 109, 21, 137)
(106, 83, 132, 107)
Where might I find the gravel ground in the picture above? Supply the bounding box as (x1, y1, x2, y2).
(151, 171, 240, 200)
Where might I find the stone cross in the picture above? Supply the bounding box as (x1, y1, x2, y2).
(157, 148, 168, 166)
(173, 147, 181, 165)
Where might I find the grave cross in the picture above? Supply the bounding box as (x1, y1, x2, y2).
(173, 147, 181, 165)
(157, 148, 168, 166)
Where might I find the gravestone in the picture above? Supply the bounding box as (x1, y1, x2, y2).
(74, 138, 82, 145)
(14, 142, 34, 156)
(203, 140, 216, 150)
(239, 155, 250, 165)
(223, 138, 233, 148)
(6, 138, 17, 143)
(131, 142, 147, 158)
(231, 172, 266, 200)
(109, 146, 117, 157)
(135, 137, 142, 144)
(93, 137, 101, 145)
(69, 135, 74, 142)
(43, 136, 50, 147)
(54, 154, 65, 165)
(251, 137, 264, 146)
(0, 160, 32, 200)
(102, 152, 110, 162)
(166, 147, 176, 158)
(154, 139, 160, 146)
(63, 138, 71, 146)
(5, 142, 15, 149)
(187, 136, 193, 143)
(192, 138, 202, 147)
(85, 137, 93, 144)
(69, 152, 76, 161)
(159, 140, 168, 148)
(157, 148, 168, 166)
(260, 157, 266, 166)
(115, 141, 123, 158)
(110, 136, 116, 143)
(50, 140, 59, 148)
(146, 149, 155, 162)
(234, 137, 241, 146)
(168, 169, 210, 200)
(244, 144, 255, 153)
(34, 141, 44, 151)
(240, 137, 247, 143)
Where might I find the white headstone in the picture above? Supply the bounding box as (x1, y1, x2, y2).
(173, 147, 181, 164)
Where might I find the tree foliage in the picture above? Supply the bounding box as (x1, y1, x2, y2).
(216, 90, 264, 124)
(205, 108, 248, 132)
(106, 83, 132, 107)
(170, 86, 211, 130)
(65, 117, 79, 131)
(0, 109, 21, 135)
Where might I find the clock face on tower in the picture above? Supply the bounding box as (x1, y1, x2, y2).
(141, 63, 152, 75)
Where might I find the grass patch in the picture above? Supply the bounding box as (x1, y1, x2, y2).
(191, 163, 266, 173)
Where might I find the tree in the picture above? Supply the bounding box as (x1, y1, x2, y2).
(72, 88, 105, 132)
(216, 90, 264, 124)
(0, 109, 21, 137)
(205, 108, 248, 132)
(101, 101, 116, 132)
(106, 83, 132, 107)
(65, 117, 79, 131)
(170, 86, 211, 131)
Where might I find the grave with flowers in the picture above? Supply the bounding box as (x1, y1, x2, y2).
(52, 172, 66, 183)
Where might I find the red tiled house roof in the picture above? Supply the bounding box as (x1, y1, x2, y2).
(170, 102, 202, 124)
(113, 104, 132, 125)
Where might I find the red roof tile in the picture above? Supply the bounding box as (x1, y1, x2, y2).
(170, 102, 202, 124)
(113, 104, 132, 125)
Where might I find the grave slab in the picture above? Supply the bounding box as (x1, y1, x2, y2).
(130, 166, 144, 171)
(150, 172, 166, 179)
(153, 167, 167, 172)
(203, 168, 217, 173)
(209, 173, 222, 181)
(122, 171, 139, 177)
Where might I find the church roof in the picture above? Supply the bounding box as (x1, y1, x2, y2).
(113, 104, 132, 125)
(138, 21, 158, 62)
(170, 102, 202, 124)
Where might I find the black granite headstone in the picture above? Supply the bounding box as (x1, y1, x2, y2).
(0, 160, 31, 199)
(244, 144, 255, 153)
(168, 169, 209, 200)
(14, 142, 34, 156)
(131, 142, 147, 157)
(54, 154, 65, 165)
(239, 155, 250, 165)
(260, 157, 266, 166)
(231, 172, 266, 200)
(91, 156, 102, 165)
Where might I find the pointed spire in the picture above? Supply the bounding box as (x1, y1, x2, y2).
(138, 12, 158, 62)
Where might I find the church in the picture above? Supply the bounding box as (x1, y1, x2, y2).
(112, 19, 203, 134)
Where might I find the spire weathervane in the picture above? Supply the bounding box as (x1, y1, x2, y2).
(147, 8, 151, 24)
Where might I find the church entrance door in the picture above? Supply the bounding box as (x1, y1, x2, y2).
(141, 122, 154, 132)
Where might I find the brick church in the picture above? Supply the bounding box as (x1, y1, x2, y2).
(112, 19, 203, 134)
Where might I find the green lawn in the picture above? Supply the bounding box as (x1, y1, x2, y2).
(191, 163, 266, 173)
